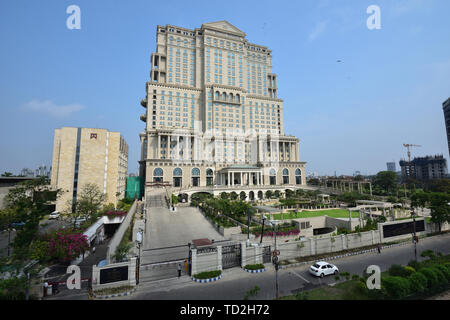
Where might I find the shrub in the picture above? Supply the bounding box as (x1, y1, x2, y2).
(407, 260, 422, 271)
(193, 270, 221, 279)
(388, 264, 409, 277)
(352, 274, 360, 281)
(334, 275, 340, 281)
(429, 266, 448, 290)
(382, 276, 411, 299)
(418, 268, 439, 291)
(244, 264, 265, 270)
(421, 250, 436, 260)
(433, 264, 450, 282)
(403, 266, 416, 277)
(408, 272, 427, 294)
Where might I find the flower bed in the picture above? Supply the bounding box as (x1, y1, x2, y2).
(192, 270, 222, 283)
(254, 229, 300, 238)
(244, 264, 266, 273)
(106, 211, 127, 219)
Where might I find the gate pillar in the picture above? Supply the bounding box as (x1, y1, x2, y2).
(217, 246, 222, 271)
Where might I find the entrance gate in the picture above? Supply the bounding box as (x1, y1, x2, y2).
(222, 244, 241, 269)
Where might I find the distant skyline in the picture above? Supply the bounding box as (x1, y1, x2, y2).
(1, 0, 449, 176)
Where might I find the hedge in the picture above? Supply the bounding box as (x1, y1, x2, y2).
(383, 276, 411, 299)
(244, 264, 265, 270)
(408, 272, 427, 294)
(193, 270, 221, 279)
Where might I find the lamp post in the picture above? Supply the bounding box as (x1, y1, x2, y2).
(247, 208, 250, 242)
(260, 215, 266, 244)
(136, 229, 143, 284)
(269, 219, 280, 300)
(411, 209, 417, 261)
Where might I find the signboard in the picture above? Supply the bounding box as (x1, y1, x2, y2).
(382, 220, 425, 238)
(99, 266, 128, 284)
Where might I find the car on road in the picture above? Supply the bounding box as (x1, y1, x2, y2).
(71, 217, 87, 228)
(309, 261, 339, 278)
(11, 222, 25, 228)
(48, 211, 60, 220)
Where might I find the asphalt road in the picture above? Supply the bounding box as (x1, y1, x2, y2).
(128, 232, 450, 300)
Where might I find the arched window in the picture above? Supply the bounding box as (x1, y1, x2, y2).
(269, 168, 276, 185)
(236, 94, 240, 103)
(295, 169, 302, 185)
(153, 168, 163, 183)
(215, 91, 220, 100)
(222, 92, 227, 101)
(173, 168, 182, 187)
(282, 168, 289, 185)
(192, 167, 200, 187)
(229, 93, 233, 101)
(206, 168, 213, 186)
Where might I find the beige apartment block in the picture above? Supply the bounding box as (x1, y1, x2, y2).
(139, 21, 307, 199)
(51, 127, 128, 212)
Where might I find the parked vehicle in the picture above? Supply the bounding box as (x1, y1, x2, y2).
(11, 222, 25, 228)
(49, 211, 60, 220)
(309, 261, 339, 278)
(72, 217, 87, 228)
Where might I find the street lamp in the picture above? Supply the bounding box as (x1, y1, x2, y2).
(269, 219, 281, 300)
(136, 228, 143, 285)
(260, 215, 267, 244)
(411, 209, 417, 260)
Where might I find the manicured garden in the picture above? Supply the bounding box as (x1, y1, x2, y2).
(272, 209, 360, 220)
(282, 251, 450, 300)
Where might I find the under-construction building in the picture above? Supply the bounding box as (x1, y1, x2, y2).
(399, 155, 448, 181)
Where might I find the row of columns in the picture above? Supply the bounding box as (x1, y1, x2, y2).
(327, 180, 373, 196)
(221, 171, 264, 186)
(156, 134, 199, 161)
(154, 133, 300, 163)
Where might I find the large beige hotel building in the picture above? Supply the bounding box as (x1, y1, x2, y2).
(140, 21, 307, 199)
(51, 127, 128, 212)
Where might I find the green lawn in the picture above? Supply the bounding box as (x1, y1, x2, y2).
(272, 209, 359, 220)
(282, 279, 368, 300)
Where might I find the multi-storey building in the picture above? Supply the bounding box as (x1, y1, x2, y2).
(386, 162, 396, 172)
(399, 155, 448, 181)
(139, 21, 306, 200)
(51, 127, 128, 212)
(443, 97, 450, 158)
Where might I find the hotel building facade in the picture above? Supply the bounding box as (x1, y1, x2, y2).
(139, 21, 307, 200)
(51, 127, 129, 211)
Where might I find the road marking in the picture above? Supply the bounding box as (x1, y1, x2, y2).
(289, 270, 310, 283)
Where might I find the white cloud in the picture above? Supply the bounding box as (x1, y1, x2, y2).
(308, 21, 327, 41)
(22, 99, 85, 117)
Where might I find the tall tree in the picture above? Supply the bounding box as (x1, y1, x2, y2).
(5, 176, 61, 260)
(66, 183, 105, 225)
(373, 171, 398, 194)
(429, 192, 450, 232)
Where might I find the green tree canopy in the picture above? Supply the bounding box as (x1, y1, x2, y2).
(373, 171, 398, 194)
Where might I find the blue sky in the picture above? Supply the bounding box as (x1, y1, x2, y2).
(1, 0, 449, 176)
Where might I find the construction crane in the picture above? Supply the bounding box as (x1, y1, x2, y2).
(403, 144, 421, 178)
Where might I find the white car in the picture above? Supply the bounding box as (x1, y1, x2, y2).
(309, 261, 339, 278)
(48, 211, 60, 220)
